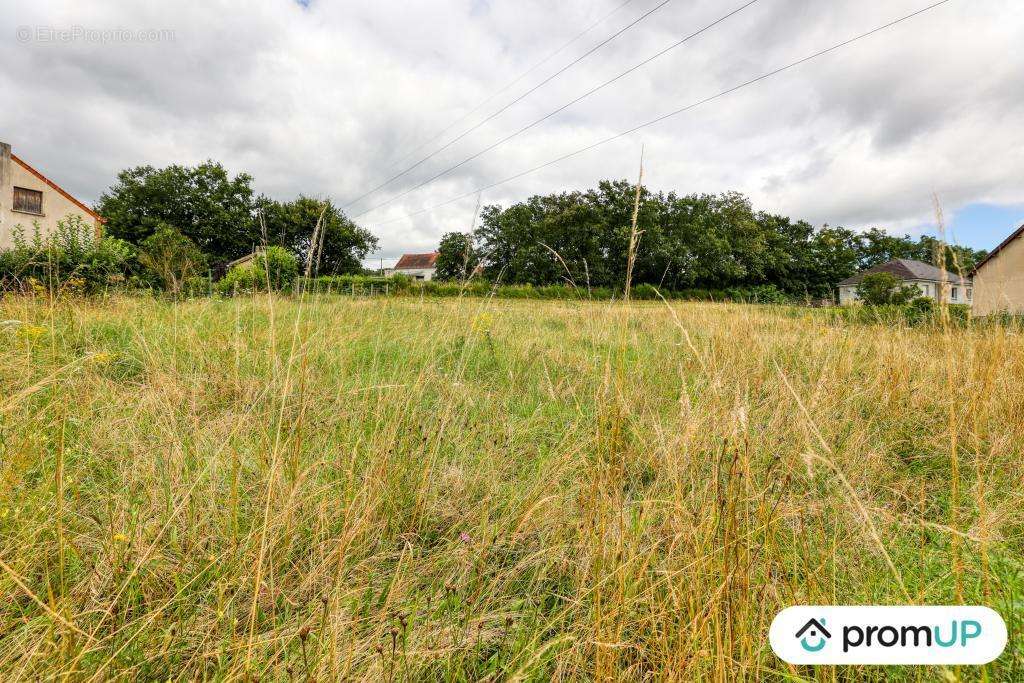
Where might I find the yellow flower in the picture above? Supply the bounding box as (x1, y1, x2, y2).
(113, 533, 129, 543)
(16, 324, 47, 341)
(88, 352, 113, 365)
(471, 312, 495, 333)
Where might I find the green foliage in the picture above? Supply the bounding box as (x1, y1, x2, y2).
(214, 265, 262, 296)
(6, 295, 1020, 680)
(475, 185, 819, 293)
(857, 228, 987, 273)
(259, 246, 299, 290)
(0, 216, 134, 294)
(909, 296, 935, 314)
(947, 303, 971, 325)
(855, 272, 922, 306)
(182, 276, 213, 298)
(298, 277, 792, 304)
(214, 247, 298, 296)
(304, 273, 407, 295)
(137, 224, 207, 295)
(96, 161, 258, 267)
(258, 196, 377, 275)
(435, 232, 479, 281)
(472, 181, 984, 298)
(830, 299, 973, 328)
(96, 163, 378, 276)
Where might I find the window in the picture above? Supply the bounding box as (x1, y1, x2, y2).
(951, 287, 959, 301)
(921, 284, 930, 297)
(967, 288, 973, 301)
(13, 187, 43, 215)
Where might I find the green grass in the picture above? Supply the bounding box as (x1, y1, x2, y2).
(0, 293, 1022, 680)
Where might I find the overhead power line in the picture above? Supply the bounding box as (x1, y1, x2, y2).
(342, 0, 674, 210)
(364, 0, 954, 229)
(354, 0, 762, 219)
(387, 0, 639, 170)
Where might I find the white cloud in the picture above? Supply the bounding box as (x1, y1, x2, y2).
(1, 0, 1020, 257)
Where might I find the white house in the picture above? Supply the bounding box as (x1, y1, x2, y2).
(838, 258, 972, 306)
(387, 252, 438, 281)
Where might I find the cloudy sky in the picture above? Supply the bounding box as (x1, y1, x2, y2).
(2, 0, 1022, 260)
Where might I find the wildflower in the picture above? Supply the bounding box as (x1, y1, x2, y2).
(470, 312, 495, 333)
(459, 532, 472, 544)
(113, 533, 129, 543)
(88, 352, 113, 365)
(16, 324, 46, 341)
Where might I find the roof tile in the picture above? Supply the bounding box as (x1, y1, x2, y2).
(838, 258, 970, 287)
(395, 252, 438, 269)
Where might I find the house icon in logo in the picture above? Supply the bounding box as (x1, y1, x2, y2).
(796, 618, 831, 652)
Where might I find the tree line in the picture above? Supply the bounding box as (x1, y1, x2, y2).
(2, 161, 986, 300)
(94, 161, 378, 277)
(437, 179, 987, 299)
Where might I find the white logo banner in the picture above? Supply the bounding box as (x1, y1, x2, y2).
(770, 606, 1007, 665)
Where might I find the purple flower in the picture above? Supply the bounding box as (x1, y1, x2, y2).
(459, 532, 472, 544)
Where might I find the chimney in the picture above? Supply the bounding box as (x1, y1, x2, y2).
(0, 141, 10, 210)
(0, 142, 10, 236)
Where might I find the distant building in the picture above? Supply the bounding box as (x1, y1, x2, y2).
(0, 141, 106, 249)
(388, 251, 438, 281)
(971, 223, 1024, 316)
(837, 258, 972, 306)
(225, 248, 265, 271)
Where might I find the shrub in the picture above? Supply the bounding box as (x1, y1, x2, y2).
(137, 224, 207, 295)
(182, 276, 213, 298)
(828, 299, 973, 329)
(215, 247, 298, 295)
(0, 217, 134, 294)
(259, 246, 299, 290)
(947, 303, 971, 325)
(909, 296, 935, 314)
(303, 274, 410, 295)
(435, 232, 479, 281)
(215, 265, 262, 295)
(746, 284, 789, 304)
(855, 273, 921, 306)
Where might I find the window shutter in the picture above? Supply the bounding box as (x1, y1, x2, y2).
(13, 187, 43, 214)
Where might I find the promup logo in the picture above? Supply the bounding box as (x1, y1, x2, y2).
(795, 618, 831, 652)
(770, 606, 1006, 665)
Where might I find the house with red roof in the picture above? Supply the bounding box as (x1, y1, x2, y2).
(0, 141, 106, 249)
(388, 251, 438, 281)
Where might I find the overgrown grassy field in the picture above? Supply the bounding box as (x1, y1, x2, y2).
(1, 294, 1022, 681)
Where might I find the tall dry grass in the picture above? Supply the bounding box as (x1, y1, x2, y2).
(0, 293, 1021, 680)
